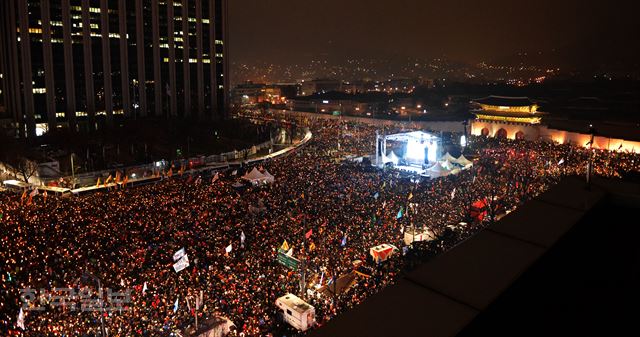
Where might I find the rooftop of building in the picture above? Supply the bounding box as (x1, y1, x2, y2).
(473, 110, 545, 118)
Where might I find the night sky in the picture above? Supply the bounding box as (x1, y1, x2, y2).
(230, 0, 640, 69)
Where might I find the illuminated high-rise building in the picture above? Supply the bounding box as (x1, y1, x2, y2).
(0, 0, 229, 138)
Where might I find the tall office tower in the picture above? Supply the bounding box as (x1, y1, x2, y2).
(0, 0, 229, 138)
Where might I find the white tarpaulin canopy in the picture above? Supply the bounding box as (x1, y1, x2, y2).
(440, 159, 457, 170)
(442, 152, 457, 163)
(453, 155, 473, 167)
(242, 167, 275, 184)
(242, 168, 264, 182)
(426, 161, 451, 178)
(262, 170, 275, 183)
(242, 168, 265, 181)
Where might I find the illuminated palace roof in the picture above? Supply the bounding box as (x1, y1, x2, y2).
(472, 95, 544, 124)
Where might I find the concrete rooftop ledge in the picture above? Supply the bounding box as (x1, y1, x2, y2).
(487, 199, 586, 248)
(536, 175, 606, 211)
(310, 279, 478, 337)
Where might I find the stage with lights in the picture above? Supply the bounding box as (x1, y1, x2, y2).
(375, 131, 441, 176)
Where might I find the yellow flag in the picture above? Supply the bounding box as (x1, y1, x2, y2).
(96, 177, 101, 187)
(408, 192, 413, 200)
(309, 242, 316, 251)
(280, 240, 290, 252)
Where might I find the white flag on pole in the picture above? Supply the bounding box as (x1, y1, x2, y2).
(240, 231, 246, 246)
(17, 308, 25, 329)
(142, 281, 148, 294)
(451, 188, 456, 199)
(225, 244, 233, 253)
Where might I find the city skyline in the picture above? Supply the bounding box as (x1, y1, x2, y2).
(229, 0, 640, 82)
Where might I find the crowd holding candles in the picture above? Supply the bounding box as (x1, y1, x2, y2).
(2, 118, 639, 336)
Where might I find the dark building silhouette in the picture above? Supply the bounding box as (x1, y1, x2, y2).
(0, 0, 229, 138)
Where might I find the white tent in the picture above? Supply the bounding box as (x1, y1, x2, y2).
(453, 155, 473, 167)
(242, 167, 275, 185)
(440, 159, 457, 170)
(242, 168, 267, 183)
(442, 152, 457, 163)
(262, 170, 276, 183)
(426, 162, 451, 178)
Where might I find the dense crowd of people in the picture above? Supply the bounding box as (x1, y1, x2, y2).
(1, 118, 639, 337)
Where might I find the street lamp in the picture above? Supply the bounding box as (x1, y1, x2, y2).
(70, 153, 76, 188)
(461, 120, 469, 150)
(80, 273, 107, 337)
(586, 124, 596, 188)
